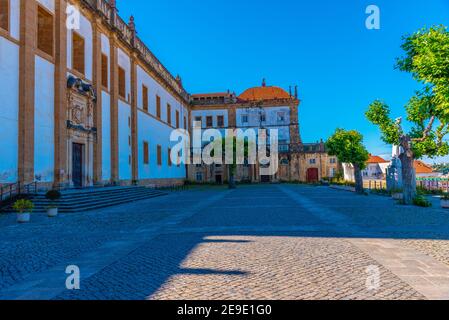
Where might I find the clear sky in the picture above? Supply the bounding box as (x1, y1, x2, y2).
(118, 0, 449, 162)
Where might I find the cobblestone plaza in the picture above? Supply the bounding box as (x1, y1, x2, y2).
(1, 185, 449, 300)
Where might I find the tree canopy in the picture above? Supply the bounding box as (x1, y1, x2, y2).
(326, 129, 369, 169)
(366, 26, 449, 160)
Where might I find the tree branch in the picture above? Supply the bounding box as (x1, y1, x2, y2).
(412, 116, 435, 142)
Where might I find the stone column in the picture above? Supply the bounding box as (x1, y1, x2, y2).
(289, 100, 302, 151)
(130, 55, 138, 184)
(92, 18, 103, 185)
(53, 0, 68, 188)
(109, 35, 119, 184)
(18, 0, 37, 184)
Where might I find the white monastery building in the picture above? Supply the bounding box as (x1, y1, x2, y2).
(0, 0, 339, 189)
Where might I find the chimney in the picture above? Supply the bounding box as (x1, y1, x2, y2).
(262, 78, 266, 87)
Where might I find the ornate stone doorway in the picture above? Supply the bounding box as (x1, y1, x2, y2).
(66, 76, 97, 188)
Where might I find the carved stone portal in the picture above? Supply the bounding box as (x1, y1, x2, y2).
(66, 76, 97, 188)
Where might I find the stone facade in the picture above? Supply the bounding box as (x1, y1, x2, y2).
(0, 0, 339, 189)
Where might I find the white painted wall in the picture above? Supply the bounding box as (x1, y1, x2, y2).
(67, 12, 93, 81)
(9, 0, 20, 40)
(37, 0, 54, 12)
(34, 56, 55, 183)
(236, 106, 291, 142)
(138, 110, 186, 180)
(136, 65, 187, 128)
(0, 37, 19, 183)
(118, 100, 131, 180)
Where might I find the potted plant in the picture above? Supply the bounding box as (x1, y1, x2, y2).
(391, 188, 404, 201)
(13, 199, 34, 223)
(441, 193, 449, 209)
(45, 190, 62, 217)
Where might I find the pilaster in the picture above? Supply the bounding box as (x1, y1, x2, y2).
(18, 0, 37, 184)
(54, 0, 68, 188)
(109, 35, 119, 184)
(92, 18, 103, 184)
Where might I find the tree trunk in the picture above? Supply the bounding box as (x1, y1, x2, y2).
(399, 150, 416, 205)
(353, 164, 364, 194)
(228, 165, 236, 189)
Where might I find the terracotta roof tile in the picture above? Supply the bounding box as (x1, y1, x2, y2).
(414, 160, 434, 174)
(238, 86, 291, 101)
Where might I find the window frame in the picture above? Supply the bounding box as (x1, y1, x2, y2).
(157, 145, 162, 166)
(206, 116, 213, 128)
(176, 110, 180, 129)
(101, 53, 108, 89)
(0, 0, 10, 34)
(143, 141, 149, 165)
(72, 31, 86, 76)
(217, 115, 224, 128)
(118, 66, 126, 99)
(142, 84, 149, 112)
(36, 5, 55, 59)
(167, 103, 172, 125)
(156, 95, 161, 118)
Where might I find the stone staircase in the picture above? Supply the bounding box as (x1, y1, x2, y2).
(1, 186, 168, 213)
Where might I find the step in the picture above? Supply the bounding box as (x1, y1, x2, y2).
(32, 189, 163, 206)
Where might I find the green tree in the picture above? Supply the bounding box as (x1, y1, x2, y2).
(211, 136, 254, 189)
(326, 129, 369, 194)
(366, 26, 449, 204)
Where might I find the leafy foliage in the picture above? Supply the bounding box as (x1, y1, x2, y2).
(12, 199, 34, 214)
(412, 195, 432, 208)
(325, 129, 369, 169)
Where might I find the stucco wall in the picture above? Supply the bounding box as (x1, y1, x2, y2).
(137, 110, 186, 180)
(0, 37, 19, 183)
(67, 12, 93, 81)
(9, 0, 20, 40)
(34, 56, 55, 183)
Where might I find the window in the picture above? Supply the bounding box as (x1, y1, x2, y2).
(260, 113, 266, 122)
(156, 95, 161, 118)
(196, 172, 203, 182)
(72, 32, 85, 75)
(206, 116, 213, 128)
(176, 110, 180, 128)
(277, 112, 285, 123)
(118, 66, 126, 99)
(168, 148, 172, 166)
(101, 54, 108, 89)
(329, 168, 336, 178)
(330, 157, 337, 164)
(0, 0, 9, 32)
(217, 115, 224, 127)
(242, 115, 248, 124)
(142, 85, 149, 112)
(37, 6, 54, 57)
(157, 145, 162, 166)
(143, 142, 149, 164)
(167, 104, 172, 125)
(194, 116, 202, 127)
(184, 116, 187, 129)
(309, 159, 316, 165)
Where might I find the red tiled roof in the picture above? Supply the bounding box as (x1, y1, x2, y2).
(238, 86, 291, 101)
(414, 160, 434, 174)
(367, 155, 389, 164)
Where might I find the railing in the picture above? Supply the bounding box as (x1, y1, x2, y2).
(364, 179, 387, 190)
(0, 182, 38, 203)
(417, 178, 449, 193)
(82, 0, 190, 102)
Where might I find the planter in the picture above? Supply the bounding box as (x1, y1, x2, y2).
(17, 212, 31, 223)
(47, 207, 58, 217)
(441, 199, 449, 209)
(392, 193, 403, 201)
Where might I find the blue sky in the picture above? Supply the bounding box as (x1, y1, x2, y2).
(118, 0, 449, 162)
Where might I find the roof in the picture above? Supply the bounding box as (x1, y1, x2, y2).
(238, 86, 291, 101)
(367, 155, 389, 164)
(414, 160, 434, 174)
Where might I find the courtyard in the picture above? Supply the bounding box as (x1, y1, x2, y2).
(1, 184, 449, 300)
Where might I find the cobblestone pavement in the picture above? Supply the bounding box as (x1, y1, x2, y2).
(1, 184, 449, 300)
